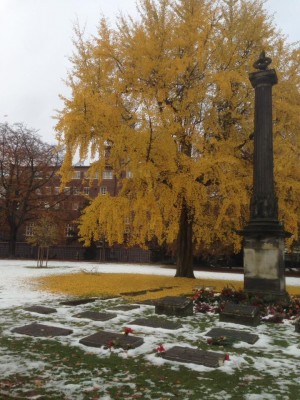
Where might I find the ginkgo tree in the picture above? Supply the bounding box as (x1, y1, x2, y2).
(56, 0, 300, 277)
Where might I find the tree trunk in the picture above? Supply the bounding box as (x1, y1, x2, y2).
(8, 228, 17, 258)
(45, 247, 49, 267)
(175, 202, 195, 278)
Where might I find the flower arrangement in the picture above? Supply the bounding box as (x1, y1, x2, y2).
(193, 288, 219, 314)
(193, 286, 300, 322)
(155, 344, 166, 356)
(123, 327, 134, 335)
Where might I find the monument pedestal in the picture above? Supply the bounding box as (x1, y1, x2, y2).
(243, 235, 286, 295)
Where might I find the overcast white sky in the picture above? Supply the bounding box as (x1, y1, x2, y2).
(0, 0, 299, 145)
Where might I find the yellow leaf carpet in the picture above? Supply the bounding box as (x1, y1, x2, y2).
(34, 273, 300, 301)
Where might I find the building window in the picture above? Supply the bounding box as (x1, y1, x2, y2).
(102, 170, 113, 180)
(64, 187, 71, 194)
(65, 224, 76, 237)
(25, 222, 35, 237)
(34, 171, 43, 179)
(72, 187, 80, 195)
(100, 186, 107, 195)
(83, 187, 89, 195)
(54, 187, 60, 195)
(44, 186, 51, 195)
(126, 170, 133, 179)
(72, 171, 81, 179)
(72, 202, 79, 210)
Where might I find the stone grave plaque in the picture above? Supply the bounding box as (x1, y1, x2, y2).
(295, 319, 300, 333)
(206, 327, 259, 344)
(155, 296, 193, 317)
(74, 311, 117, 321)
(79, 331, 144, 350)
(60, 298, 97, 306)
(163, 346, 225, 368)
(220, 303, 260, 326)
(129, 317, 182, 330)
(12, 323, 73, 337)
(111, 305, 141, 311)
(120, 290, 147, 296)
(24, 306, 57, 315)
(137, 299, 156, 306)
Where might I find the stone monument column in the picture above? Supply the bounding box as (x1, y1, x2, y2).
(242, 51, 289, 296)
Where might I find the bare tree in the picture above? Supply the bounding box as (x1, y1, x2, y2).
(0, 122, 63, 257)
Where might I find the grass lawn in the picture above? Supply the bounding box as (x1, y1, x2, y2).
(0, 271, 299, 399)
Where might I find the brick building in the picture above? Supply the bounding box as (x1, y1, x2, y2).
(0, 164, 151, 263)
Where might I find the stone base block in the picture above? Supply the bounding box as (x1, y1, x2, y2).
(220, 303, 260, 326)
(244, 236, 286, 295)
(155, 296, 193, 317)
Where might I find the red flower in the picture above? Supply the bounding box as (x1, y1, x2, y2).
(156, 344, 166, 353)
(107, 340, 114, 348)
(123, 327, 134, 335)
(225, 353, 230, 361)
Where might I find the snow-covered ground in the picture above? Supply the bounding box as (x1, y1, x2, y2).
(0, 260, 300, 399)
(0, 259, 300, 310)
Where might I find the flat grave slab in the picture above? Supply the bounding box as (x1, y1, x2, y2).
(163, 346, 225, 368)
(12, 323, 73, 337)
(24, 306, 57, 315)
(155, 296, 193, 317)
(74, 311, 117, 321)
(129, 317, 182, 330)
(206, 327, 259, 344)
(60, 298, 97, 306)
(120, 290, 147, 296)
(79, 331, 144, 350)
(111, 305, 141, 311)
(220, 303, 260, 326)
(137, 299, 156, 306)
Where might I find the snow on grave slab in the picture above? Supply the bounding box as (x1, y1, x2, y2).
(110, 304, 141, 311)
(74, 311, 117, 321)
(129, 317, 182, 330)
(24, 306, 57, 314)
(12, 323, 73, 337)
(205, 327, 259, 344)
(79, 331, 144, 350)
(155, 296, 193, 317)
(220, 303, 260, 326)
(163, 346, 225, 368)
